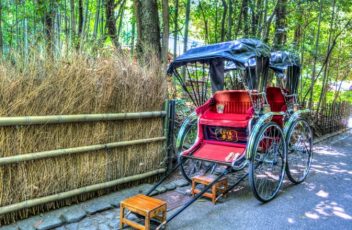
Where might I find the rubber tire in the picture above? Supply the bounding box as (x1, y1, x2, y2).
(249, 122, 287, 203)
(177, 119, 198, 182)
(285, 119, 313, 184)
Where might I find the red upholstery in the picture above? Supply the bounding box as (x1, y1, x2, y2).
(183, 90, 252, 165)
(212, 90, 252, 114)
(266, 87, 286, 112)
(190, 142, 246, 163)
(198, 90, 253, 128)
(200, 111, 250, 127)
(266, 87, 287, 127)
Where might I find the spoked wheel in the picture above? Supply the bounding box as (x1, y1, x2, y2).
(249, 122, 287, 202)
(285, 119, 313, 184)
(176, 116, 213, 182)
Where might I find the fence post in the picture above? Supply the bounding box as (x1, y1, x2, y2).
(163, 99, 176, 173)
(166, 100, 176, 173)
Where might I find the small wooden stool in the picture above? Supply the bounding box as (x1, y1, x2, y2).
(191, 175, 228, 204)
(120, 194, 167, 230)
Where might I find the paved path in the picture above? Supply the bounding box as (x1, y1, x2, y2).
(167, 131, 352, 230)
(3, 131, 352, 230)
(60, 130, 351, 230)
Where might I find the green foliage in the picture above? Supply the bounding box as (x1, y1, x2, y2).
(0, 0, 351, 105)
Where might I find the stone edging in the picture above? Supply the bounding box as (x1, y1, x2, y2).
(313, 128, 351, 144)
(2, 179, 190, 230)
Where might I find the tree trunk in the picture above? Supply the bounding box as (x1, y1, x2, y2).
(220, 0, 227, 42)
(105, 0, 122, 49)
(252, 0, 263, 36)
(131, 19, 136, 55)
(198, 1, 209, 43)
(234, 0, 244, 38)
(117, 1, 126, 42)
(161, 0, 169, 65)
(70, 0, 76, 49)
(215, 2, 219, 42)
(173, 0, 179, 56)
(316, 0, 336, 113)
(183, 0, 191, 52)
(134, 0, 161, 60)
(93, 0, 100, 39)
(242, 0, 249, 36)
(262, 0, 278, 43)
(78, 0, 84, 36)
(308, 0, 323, 109)
(64, 0, 69, 54)
(0, 1, 3, 56)
(227, 0, 233, 40)
(41, 0, 55, 58)
(293, 2, 303, 49)
(260, 0, 268, 39)
(100, 0, 104, 36)
(24, 6, 29, 59)
(273, 0, 287, 49)
(76, 0, 84, 50)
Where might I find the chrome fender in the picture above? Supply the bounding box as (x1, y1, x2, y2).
(283, 109, 310, 137)
(176, 112, 198, 154)
(246, 112, 285, 160)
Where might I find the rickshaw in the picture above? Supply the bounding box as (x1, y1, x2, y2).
(125, 39, 312, 229)
(169, 38, 287, 203)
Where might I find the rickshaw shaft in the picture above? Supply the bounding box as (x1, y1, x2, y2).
(157, 168, 230, 229)
(215, 172, 248, 202)
(145, 161, 182, 196)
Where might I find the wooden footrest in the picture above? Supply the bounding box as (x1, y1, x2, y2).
(120, 194, 167, 230)
(191, 175, 228, 204)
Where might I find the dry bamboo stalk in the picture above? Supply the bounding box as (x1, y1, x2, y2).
(0, 137, 166, 165)
(0, 111, 166, 126)
(0, 168, 166, 215)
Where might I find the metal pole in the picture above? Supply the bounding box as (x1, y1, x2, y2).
(145, 161, 182, 196)
(215, 173, 248, 202)
(157, 168, 230, 229)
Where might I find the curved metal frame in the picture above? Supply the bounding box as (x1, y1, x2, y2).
(283, 109, 310, 136)
(175, 112, 198, 154)
(248, 121, 287, 202)
(246, 111, 285, 160)
(284, 111, 313, 184)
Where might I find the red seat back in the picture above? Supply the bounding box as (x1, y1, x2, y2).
(212, 90, 252, 114)
(266, 87, 286, 112)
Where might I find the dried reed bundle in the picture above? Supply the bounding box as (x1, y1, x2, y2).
(0, 53, 167, 224)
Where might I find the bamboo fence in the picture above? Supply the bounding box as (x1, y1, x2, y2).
(311, 102, 351, 136)
(0, 54, 168, 225)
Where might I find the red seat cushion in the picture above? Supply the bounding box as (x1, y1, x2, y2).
(191, 142, 246, 164)
(198, 90, 253, 128)
(200, 110, 251, 128)
(266, 87, 286, 112)
(212, 90, 252, 114)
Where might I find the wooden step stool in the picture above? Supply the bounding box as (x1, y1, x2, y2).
(191, 175, 228, 204)
(120, 194, 167, 230)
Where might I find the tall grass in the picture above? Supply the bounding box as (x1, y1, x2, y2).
(0, 53, 167, 224)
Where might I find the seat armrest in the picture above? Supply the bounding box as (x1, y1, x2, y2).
(196, 98, 214, 116)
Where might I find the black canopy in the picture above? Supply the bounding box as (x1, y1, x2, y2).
(168, 38, 271, 74)
(269, 51, 300, 73)
(269, 51, 301, 94)
(168, 38, 271, 92)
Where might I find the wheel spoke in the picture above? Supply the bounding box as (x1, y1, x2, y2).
(286, 119, 312, 183)
(250, 122, 286, 202)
